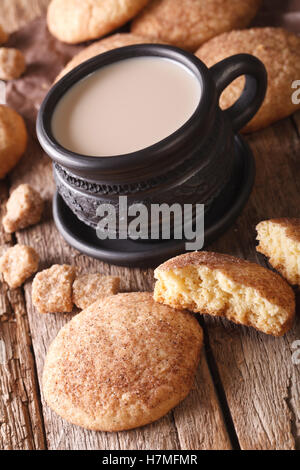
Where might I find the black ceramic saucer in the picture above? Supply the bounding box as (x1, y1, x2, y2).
(53, 135, 255, 268)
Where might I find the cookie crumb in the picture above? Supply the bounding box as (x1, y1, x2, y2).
(3, 184, 44, 233)
(0, 244, 39, 288)
(32, 264, 76, 314)
(73, 273, 120, 309)
(0, 47, 26, 81)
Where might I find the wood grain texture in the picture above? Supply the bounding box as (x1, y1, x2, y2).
(1, 0, 300, 451)
(0, 182, 46, 450)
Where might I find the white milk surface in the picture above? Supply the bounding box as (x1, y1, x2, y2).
(52, 57, 201, 157)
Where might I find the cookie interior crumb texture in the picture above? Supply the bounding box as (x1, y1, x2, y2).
(32, 264, 76, 314)
(0, 244, 39, 289)
(196, 27, 300, 133)
(47, 0, 150, 44)
(73, 273, 120, 309)
(131, 0, 262, 51)
(154, 251, 295, 336)
(0, 105, 27, 179)
(0, 47, 26, 81)
(42, 292, 203, 431)
(3, 183, 44, 233)
(256, 218, 300, 287)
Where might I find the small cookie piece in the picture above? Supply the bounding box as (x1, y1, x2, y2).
(131, 0, 262, 51)
(0, 105, 27, 179)
(47, 0, 150, 44)
(154, 251, 295, 336)
(256, 218, 300, 287)
(32, 264, 76, 314)
(73, 273, 120, 309)
(56, 32, 165, 81)
(43, 292, 203, 431)
(0, 244, 39, 288)
(0, 48, 26, 81)
(3, 184, 44, 233)
(0, 25, 8, 45)
(196, 27, 300, 133)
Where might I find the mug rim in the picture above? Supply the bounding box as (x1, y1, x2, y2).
(36, 44, 216, 177)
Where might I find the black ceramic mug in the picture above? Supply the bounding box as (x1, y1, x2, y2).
(37, 44, 267, 239)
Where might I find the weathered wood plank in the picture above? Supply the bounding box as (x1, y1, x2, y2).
(0, 182, 46, 450)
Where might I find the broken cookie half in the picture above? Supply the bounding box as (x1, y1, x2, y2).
(154, 251, 295, 336)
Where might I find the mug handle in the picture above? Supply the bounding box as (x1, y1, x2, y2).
(210, 53, 267, 132)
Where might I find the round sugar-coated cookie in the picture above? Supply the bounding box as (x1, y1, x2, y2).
(43, 292, 203, 431)
(56, 32, 166, 81)
(196, 27, 300, 133)
(131, 0, 262, 51)
(0, 105, 27, 179)
(47, 0, 150, 44)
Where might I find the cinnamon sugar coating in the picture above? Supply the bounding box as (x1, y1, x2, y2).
(3, 184, 44, 233)
(0, 244, 39, 288)
(73, 273, 120, 309)
(43, 292, 203, 430)
(32, 264, 76, 314)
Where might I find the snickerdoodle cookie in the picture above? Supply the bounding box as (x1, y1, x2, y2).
(47, 0, 150, 44)
(0, 244, 39, 288)
(0, 105, 27, 179)
(42, 292, 203, 431)
(256, 218, 300, 287)
(154, 251, 295, 336)
(196, 28, 300, 133)
(0, 25, 8, 45)
(0, 48, 26, 81)
(131, 0, 262, 51)
(73, 273, 120, 309)
(3, 184, 44, 233)
(56, 32, 165, 81)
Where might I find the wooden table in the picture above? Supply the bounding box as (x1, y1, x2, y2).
(0, 0, 299, 451)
